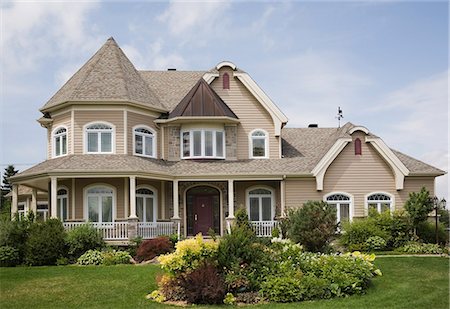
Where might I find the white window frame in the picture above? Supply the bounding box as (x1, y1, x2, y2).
(57, 186, 69, 222)
(249, 129, 269, 159)
(17, 202, 26, 220)
(84, 184, 116, 223)
(136, 185, 158, 223)
(133, 125, 157, 158)
(52, 126, 68, 158)
(180, 129, 225, 159)
(365, 192, 394, 215)
(246, 186, 275, 222)
(37, 202, 49, 222)
(83, 121, 115, 154)
(324, 192, 354, 223)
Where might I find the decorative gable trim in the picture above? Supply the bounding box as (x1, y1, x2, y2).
(348, 126, 369, 134)
(203, 73, 219, 84)
(216, 61, 237, 70)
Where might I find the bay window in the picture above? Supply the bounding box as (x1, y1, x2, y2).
(181, 129, 225, 159)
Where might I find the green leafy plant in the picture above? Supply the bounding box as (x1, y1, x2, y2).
(398, 242, 444, 254)
(404, 187, 433, 234)
(287, 201, 337, 252)
(0, 219, 30, 263)
(223, 292, 236, 305)
(65, 224, 105, 260)
(365, 236, 387, 251)
(77, 249, 104, 265)
(416, 221, 448, 245)
(0, 245, 20, 267)
(102, 249, 132, 265)
(340, 219, 390, 251)
(235, 208, 251, 230)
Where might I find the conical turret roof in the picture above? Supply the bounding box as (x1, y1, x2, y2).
(41, 37, 165, 112)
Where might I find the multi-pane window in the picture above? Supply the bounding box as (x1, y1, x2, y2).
(17, 203, 26, 220)
(250, 130, 268, 158)
(36, 203, 49, 222)
(54, 127, 67, 157)
(86, 186, 113, 223)
(85, 123, 113, 153)
(134, 127, 155, 157)
(326, 193, 351, 223)
(57, 188, 68, 221)
(367, 193, 392, 213)
(248, 188, 273, 221)
(136, 188, 156, 223)
(181, 129, 225, 159)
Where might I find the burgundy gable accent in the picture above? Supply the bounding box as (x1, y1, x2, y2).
(355, 138, 362, 155)
(223, 73, 230, 90)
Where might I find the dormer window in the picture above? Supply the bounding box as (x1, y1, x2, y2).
(134, 126, 156, 158)
(181, 129, 225, 159)
(53, 127, 67, 157)
(355, 138, 362, 155)
(85, 122, 114, 153)
(250, 129, 268, 159)
(223, 73, 230, 89)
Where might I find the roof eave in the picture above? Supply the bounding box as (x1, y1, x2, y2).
(40, 100, 168, 114)
(155, 116, 240, 125)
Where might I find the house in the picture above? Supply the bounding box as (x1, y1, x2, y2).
(9, 37, 445, 243)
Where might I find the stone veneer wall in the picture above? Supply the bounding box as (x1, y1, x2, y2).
(168, 126, 180, 161)
(225, 125, 237, 160)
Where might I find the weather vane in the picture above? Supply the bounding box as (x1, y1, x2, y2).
(336, 107, 343, 128)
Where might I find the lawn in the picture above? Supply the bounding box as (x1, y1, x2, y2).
(0, 257, 448, 309)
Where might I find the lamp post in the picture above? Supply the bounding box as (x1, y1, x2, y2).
(432, 197, 446, 244)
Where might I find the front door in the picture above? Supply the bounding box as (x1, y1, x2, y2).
(193, 196, 214, 235)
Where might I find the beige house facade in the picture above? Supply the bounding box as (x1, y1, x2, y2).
(10, 38, 445, 243)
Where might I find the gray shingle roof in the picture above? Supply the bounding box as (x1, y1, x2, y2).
(41, 38, 165, 112)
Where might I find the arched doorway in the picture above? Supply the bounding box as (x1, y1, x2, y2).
(186, 186, 220, 236)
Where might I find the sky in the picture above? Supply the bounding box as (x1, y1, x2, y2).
(0, 0, 448, 201)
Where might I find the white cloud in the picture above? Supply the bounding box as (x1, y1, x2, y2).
(122, 42, 186, 70)
(420, 151, 448, 200)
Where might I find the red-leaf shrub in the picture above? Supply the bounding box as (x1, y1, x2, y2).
(179, 262, 226, 304)
(135, 237, 173, 262)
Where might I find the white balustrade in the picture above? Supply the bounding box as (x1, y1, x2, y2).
(250, 221, 279, 237)
(63, 222, 129, 240)
(138, 222, 175, 239)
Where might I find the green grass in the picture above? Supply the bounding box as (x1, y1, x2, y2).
(0, 257, 448, 308)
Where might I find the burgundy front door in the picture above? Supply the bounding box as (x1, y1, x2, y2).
(193, 196, 214, 235)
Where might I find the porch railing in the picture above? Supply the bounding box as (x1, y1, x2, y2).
(63, 222, 129, 240)
(250, 221, 279, 237)
(138, 222, 175, 239)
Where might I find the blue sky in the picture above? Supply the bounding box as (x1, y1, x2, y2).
(0, 0, 448, 199)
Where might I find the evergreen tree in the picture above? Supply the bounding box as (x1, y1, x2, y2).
(2, 165, 18, 192)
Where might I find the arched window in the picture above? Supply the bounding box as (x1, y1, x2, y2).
(85, 123, 114, 153)
(250, 129, 268, 159)
(367, 193, 393, 213)
(223, 73, 230, 89)
(134, 127, 156, 158)
(247, 188, 274, 221)
(136, 187, 157, 223)
(86, 186, 114, 223)
(355, 138, 362, 155)
(57, 188, 68, 221)
(53, 127, 67, 157)
(325, 193, 351, 223)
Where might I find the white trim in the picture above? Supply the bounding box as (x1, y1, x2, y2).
(50, 177, 58, 218)
(246, 185, 276, 222)
(323, 192, 354, 223)
(135, 184, 158, 223)
(364, 191, 395, 216)
(83, 121, 116, 154)
(365, 137, 409, 190)
(83, 183, 117, 223)
(56, 185, 69, 221)
(51, 125, 68, 158)
(124, 110, 128, 155)
(249, 129, 269, 159)
(202, 73, 220, 84)
(349, 126, 369, 135)
(161, 181, 166, 219)
(180, 128, 225, 159)
(18, 202, 26, 220)
(216, 61, 237, 70)
(172, 180, 180, 220)
(132, 125, 157, 158)
(311, 138, 352, 190)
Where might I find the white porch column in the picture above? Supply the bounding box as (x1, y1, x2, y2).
(31, 189, 38, 215)
(172, 180, 180, 219)
(129, 176, 137, 218)
(227, 179, 235, 218)
(280, 179, 286, 217)
(11, 184, 18, 217)
(50, 177, 58, 218)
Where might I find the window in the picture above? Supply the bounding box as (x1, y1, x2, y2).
(18, 202, 26, 220)
(355, 138, 362, 155)
(223, 73, 230, 89)
(326, 193, 351, 223)
(247, 188, 274, 221)
(86, 186, 114, 223)
(250, 129, 268, 158)
(36, 203, 49, 222)
(181, 129, 225, 159)
(85, 123, 114, 153)
(57, 188, 68, 221)
(53, 127, 67, 157)
(134, 127, 156, 158)
(367, 193, 392, 213)
(136, 187, 157, 223)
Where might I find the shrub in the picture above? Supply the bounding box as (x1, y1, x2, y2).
(135, 236, 173, 263)
(365, 236, 387, 251)
(287, 201, 337, 252)
(438, 209, 449, 228)
(369, 210, 413, 248)
(0, 246, 20, 267)
(223, 292, 236, 305)
(158, 274, 186, 301)
(398, 242, 444, 254)
(25, 219, 67, 266)
(235, 208, 252, 230)
(0, 219, 29, 262)
(77, 249, 104, 265)
(416, 221, 448, 245)
(102, 249, 132, 265)
(127, 236, 143, 258)
(65, 224, 105, 260)
(404, 187, 433, 233)
(56, 257, 69, 266)
(179, 262, 226, 304)
(158, 234, 218, 274)
(340, 219, 389, 251)
(234, 292, 261, 304)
